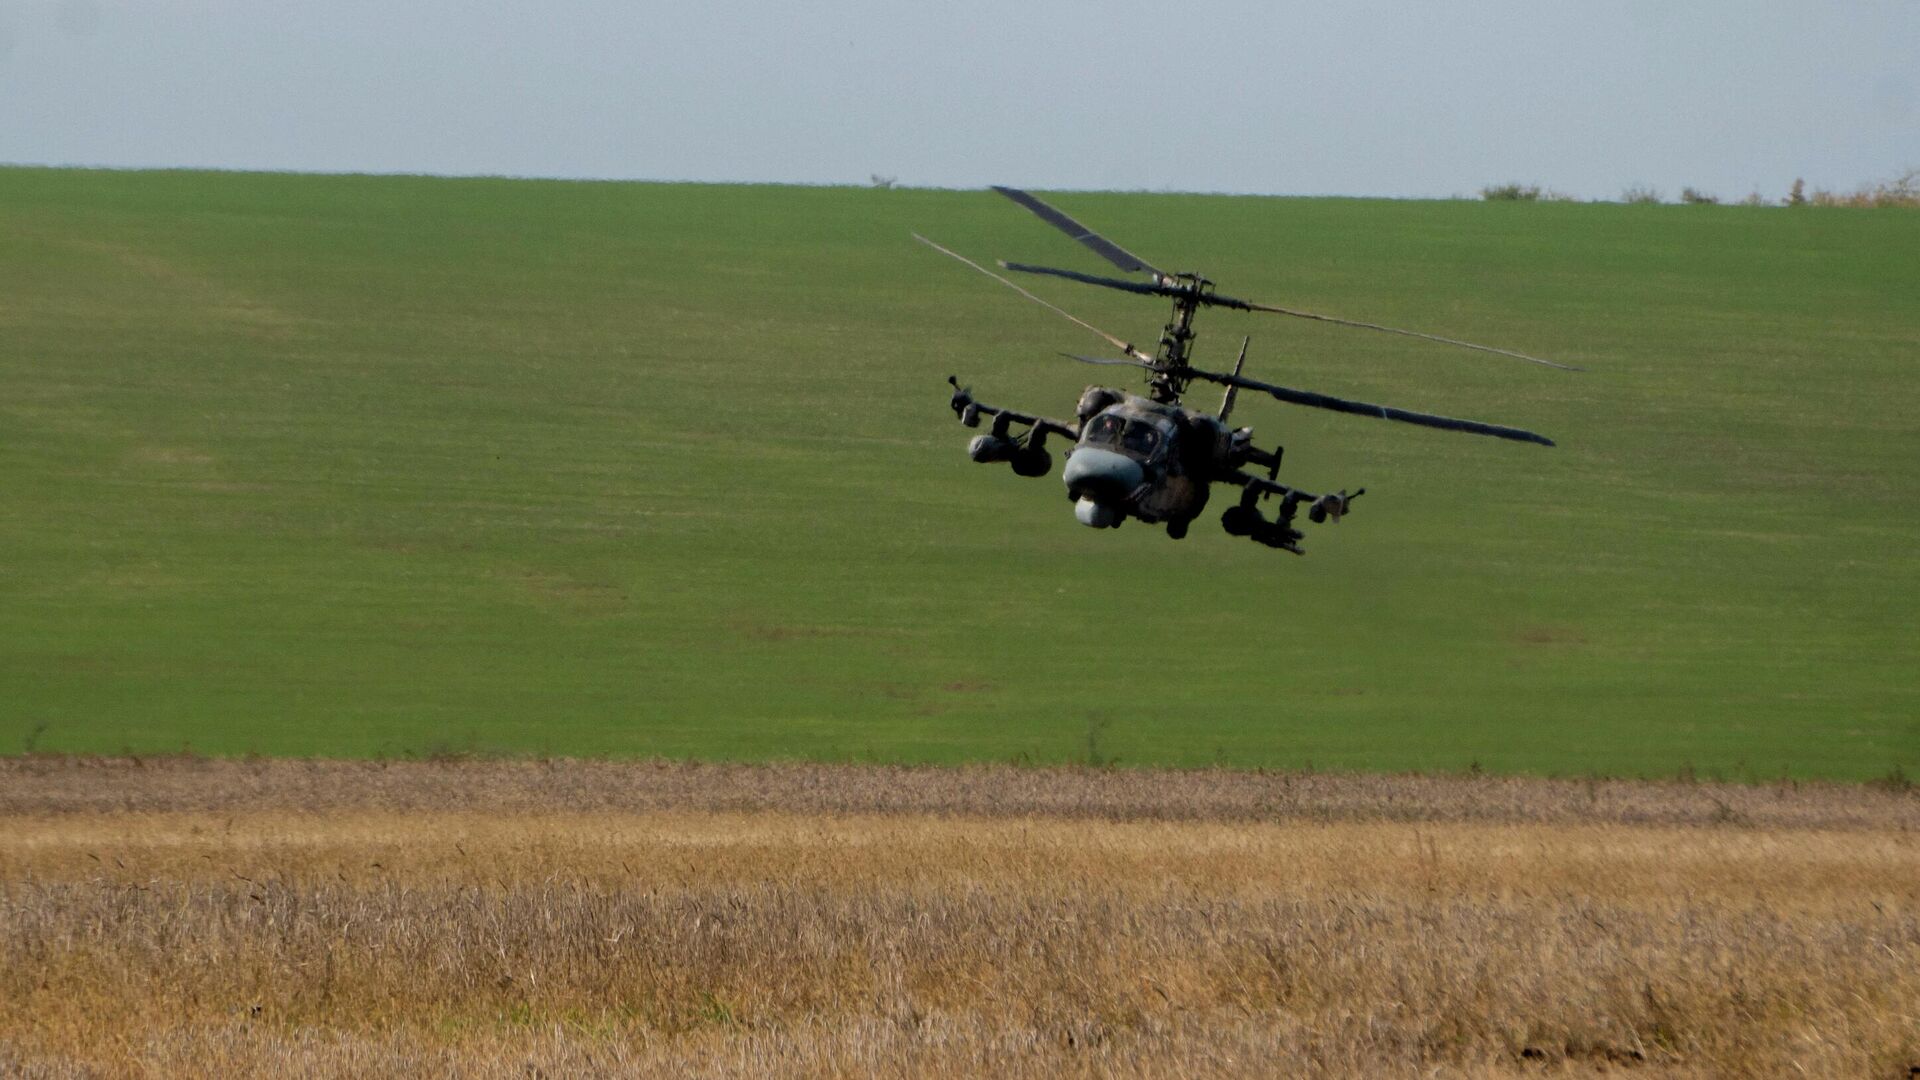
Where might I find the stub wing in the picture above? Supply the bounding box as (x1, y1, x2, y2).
(1214, 469, 1365, 555)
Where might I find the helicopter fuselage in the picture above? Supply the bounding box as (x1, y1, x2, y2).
(1062, 392, 1220, 533)
(949, 377, 1363, 553)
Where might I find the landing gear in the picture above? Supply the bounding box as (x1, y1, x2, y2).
(1166, 517, 1190, 540)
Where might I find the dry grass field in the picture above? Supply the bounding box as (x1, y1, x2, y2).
(2, 759, 1917, 1077)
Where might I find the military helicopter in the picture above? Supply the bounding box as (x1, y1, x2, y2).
(915, 186, 1574, 554)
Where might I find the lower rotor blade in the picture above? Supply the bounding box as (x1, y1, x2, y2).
(913, 234, 1157, 365)
(1207, 294, 1580, 372)
(1190, 368, 1555, 446)
(1000, 261, 1169, 298)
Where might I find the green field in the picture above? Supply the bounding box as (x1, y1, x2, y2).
(2, 167, 1913, 777)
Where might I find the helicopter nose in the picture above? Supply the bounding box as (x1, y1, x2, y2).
(1073, 497, 1124, 528)
(1062, 448, 1143, 503)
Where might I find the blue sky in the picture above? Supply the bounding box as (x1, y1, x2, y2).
(3, 0, 1914, 200)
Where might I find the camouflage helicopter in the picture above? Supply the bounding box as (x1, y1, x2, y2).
(914, 186, 1574, 554)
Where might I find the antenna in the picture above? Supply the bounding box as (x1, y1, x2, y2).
(1220, 336, 1249, 422)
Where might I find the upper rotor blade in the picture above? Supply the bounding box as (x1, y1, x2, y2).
(1000, 261, 1169, 298)
(912, 234, 1157, 364)
(1206, 294, 1579, 371)
(991, 186, 1166, 279)
(1189, 368, 1555, 446)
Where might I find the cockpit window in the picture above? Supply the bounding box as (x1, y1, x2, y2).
(1082, 413, 1166, 459)
(1122, 421, 1161, 457)
(1083, 413, 1125, 446)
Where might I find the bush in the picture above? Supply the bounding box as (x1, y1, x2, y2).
(1867, 764, 1913, 794)
(1480, 183, 1541, 201)
(1621, 185, 1663, 205)
(1804, 168, 1920, 208)
(1679, 187, 1719, 205)
(1878, 167, 1920, 207)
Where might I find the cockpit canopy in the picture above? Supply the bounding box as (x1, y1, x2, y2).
(1080, 411, 1168, 462)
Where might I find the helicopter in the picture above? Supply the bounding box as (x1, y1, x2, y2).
(915, 186, 1575, 554)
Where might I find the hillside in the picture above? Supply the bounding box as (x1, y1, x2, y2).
(2, 168, 1913, 776)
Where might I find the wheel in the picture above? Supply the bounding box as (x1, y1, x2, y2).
(1166, 517, 1189, 540)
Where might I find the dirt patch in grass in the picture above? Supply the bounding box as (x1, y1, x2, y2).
(3, 756, 1913, 830)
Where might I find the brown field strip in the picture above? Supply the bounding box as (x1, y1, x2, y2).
(1, 759, 1916, 1077)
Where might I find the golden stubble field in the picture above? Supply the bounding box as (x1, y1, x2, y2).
(1, 758, 1916, 1078)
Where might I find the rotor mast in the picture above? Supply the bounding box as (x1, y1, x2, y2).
(1148, 273, 1211, 404)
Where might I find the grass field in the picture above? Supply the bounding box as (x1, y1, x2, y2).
(2, 759, 1916, 1077)
(2, 167, 1914, 775)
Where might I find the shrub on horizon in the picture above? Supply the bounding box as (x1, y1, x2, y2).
(1805, 168, 1920, 208)
(1480, 183, 1541, 201)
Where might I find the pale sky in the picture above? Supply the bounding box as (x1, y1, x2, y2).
(2, 0, 1915, 200)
